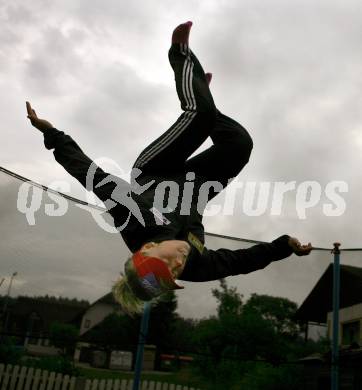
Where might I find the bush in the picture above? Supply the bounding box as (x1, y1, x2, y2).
(0, 337, 24, 365)
(23, 356, 79, 376)
(49, 322, 79, 357)
(238, 362, 304, 390)
(191, 355, 249, 390)
(191, 358, 304, 390)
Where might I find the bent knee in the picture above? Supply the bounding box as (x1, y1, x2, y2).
(225, 131, 253, 176)
(233, 126, 253, 158)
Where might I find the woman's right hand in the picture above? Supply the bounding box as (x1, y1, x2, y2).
(26, 101, 54, 133)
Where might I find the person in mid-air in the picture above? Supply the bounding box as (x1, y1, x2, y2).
(26, 21, 312, 315)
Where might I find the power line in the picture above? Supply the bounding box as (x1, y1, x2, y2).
(1, 165, 362, 252)
(0, 166, 103, 211)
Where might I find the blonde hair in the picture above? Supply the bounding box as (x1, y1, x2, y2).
(112, 254, 174, 316)
(112, 257, 148, 316)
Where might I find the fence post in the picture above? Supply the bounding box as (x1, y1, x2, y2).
(75, 376, 87, 390)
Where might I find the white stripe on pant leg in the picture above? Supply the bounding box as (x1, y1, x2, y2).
(135, 112, 197, 168)
(188, 61, 196, 110)
(133, 51, 192, 168)
(133, 112, 193, 167)
(181, 44, 196, 110)
(182, 58, 192, 110)
(184, 51, 194, 109)
(180, 43, 192, 110)
(134, 111, 197, 168)
(134, 48, 196, 167)
(134, 44, 198, 168)
(133, 114, 189, 168)
(183, 45, 196, 110)
(135, 54, 197, 166)
(133, 113, 191, 168)
(134, 111, 196, 168)
(184, 60, 192, 110)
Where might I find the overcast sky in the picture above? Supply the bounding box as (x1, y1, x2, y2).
(1, 0, 362, 323)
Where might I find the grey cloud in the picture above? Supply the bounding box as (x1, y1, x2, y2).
(1, 0, 362, 320)
(22, 26, 89, 96)
(64, 62, 175, 171)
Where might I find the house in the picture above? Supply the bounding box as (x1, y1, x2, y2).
(3, 296, 88, 356)
(73, 292, 123, 365)
(73, 293, 157, 371)
(296, 263, 362, 346)
(295, 263, 362, 389)
(78, 292, 121, 336)
(2, 293, 156, 371)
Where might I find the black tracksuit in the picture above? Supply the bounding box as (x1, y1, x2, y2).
(43, 43, 293, 283)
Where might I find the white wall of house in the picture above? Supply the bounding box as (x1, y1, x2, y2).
(327, 303, 362, 345)
(79, 302, 119, 335)
(306, 322, 328, 341)
(24, 337, 60, 357)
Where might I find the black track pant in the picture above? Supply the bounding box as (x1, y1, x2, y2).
(43, 44, 293, 277)
(44, 44, 253, 224)
(133, 43, 253, 196)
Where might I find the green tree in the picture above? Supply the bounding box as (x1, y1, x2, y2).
(168, 316, 197, 352)
(148, 291, 178, 349)
(49, 322, 79, 357)
(84, 312, 139, 351)
(243, 293, 300, 337)
(191, 280, 324, 388)
(0, 337, 23, 364)
(191, 279, 245, 385)
(212, 278, 243, 318)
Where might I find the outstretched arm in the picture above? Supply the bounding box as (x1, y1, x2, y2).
(25, 102, 131, 224)
(179, 235, 313, 282)
(26, 101, 113, 197)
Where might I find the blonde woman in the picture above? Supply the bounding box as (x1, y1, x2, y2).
(26, 22, 312, 316)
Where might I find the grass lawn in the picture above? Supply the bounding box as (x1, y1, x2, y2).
(77, 366, 204, 388)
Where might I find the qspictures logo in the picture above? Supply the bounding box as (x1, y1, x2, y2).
(16, 158, 348, 233)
